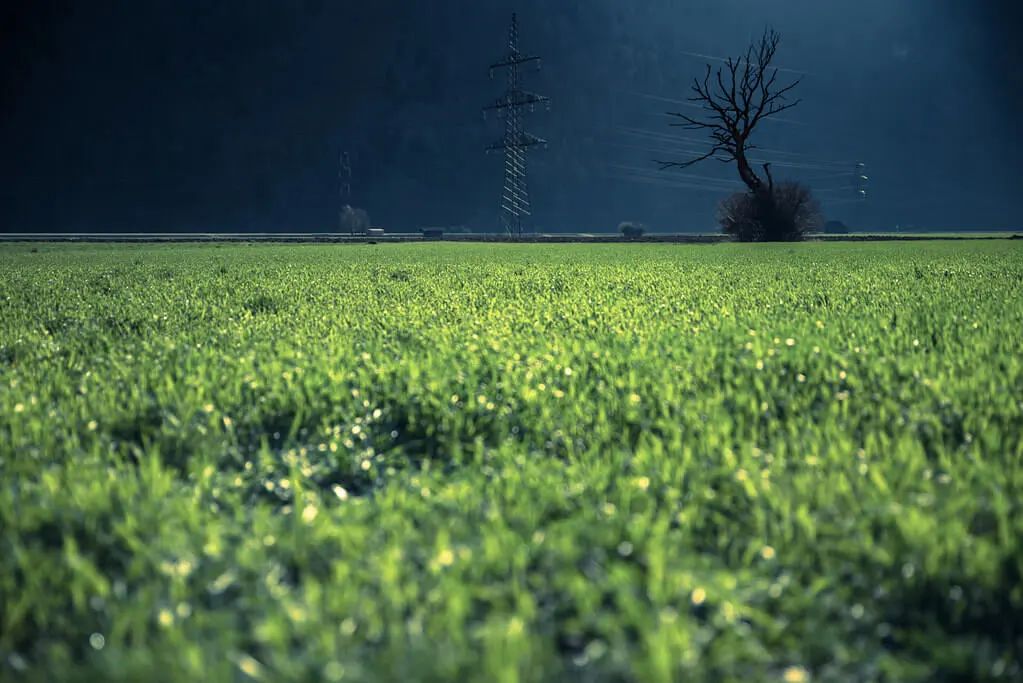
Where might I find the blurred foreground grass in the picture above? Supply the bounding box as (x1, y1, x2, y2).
(1, 241, 1021, 681)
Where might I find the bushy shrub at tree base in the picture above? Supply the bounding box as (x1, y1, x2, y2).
(718, 181, 822, 242)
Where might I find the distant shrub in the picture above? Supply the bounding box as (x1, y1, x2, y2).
(619, 221, 646, 239)
(718, 182, 822, 242)
(340, 205, 371, 234)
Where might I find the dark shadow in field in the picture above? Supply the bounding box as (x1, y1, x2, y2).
(243, 292, 286, 316)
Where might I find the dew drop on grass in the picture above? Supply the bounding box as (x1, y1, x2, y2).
(436, 548, 455, 567)
(783, 666, 808, 683)
(323, 662, 345, 682)
(301, 504, 318, 523)
(236, 653, 263, 679)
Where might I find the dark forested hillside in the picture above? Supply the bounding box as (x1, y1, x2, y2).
(1, 1, 1020, 232)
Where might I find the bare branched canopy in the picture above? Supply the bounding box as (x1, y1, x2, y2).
(656, 29, 802, 195)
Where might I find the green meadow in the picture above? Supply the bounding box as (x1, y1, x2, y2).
(1, 241, 1021, 681)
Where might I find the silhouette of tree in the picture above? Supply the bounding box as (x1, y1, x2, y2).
(658, 29, 820, 241)
(656, 28, 801, 198)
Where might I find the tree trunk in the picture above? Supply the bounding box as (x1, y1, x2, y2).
(735, 152, 764, 195)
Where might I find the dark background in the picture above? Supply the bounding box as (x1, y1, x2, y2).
(2, 1, 1021, 233)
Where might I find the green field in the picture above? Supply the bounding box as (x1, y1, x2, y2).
(2, 242, 1022, 682)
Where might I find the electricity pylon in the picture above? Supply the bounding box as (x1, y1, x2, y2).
(339, 151, 353, 235)
(484, 13, 550, 236)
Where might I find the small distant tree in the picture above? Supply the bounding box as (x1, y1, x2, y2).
(657, 29, 817, 241)
(823, 219, 849, 234)
(619, 221, 646, 239)
(340, 205, 371, 235)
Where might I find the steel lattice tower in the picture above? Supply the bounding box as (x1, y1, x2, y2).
(338, 151, 353, 234)
(484, 13, 550, 236)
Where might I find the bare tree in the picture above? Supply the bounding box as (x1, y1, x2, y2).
(656, 28, 802, 197)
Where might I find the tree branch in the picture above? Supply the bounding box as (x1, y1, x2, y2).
(657, 27, 802, 194)
(655, 146, 728, 170)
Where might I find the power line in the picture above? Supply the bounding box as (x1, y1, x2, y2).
(606, 163, 741, 188)
(606, 173, 741, 193)
(611, 123, 855, 168)
(656, 109, 809, 128)
(616, 143, 849, 173)
(679, 50, 810, 76)
(603, 163, 744, 194)
(483, 13, 550, 237)
(615, 124, 726, 149)
(603, 140, 712, 158)
(613, 178, 740, 194)
(801, 171, 858, 181)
